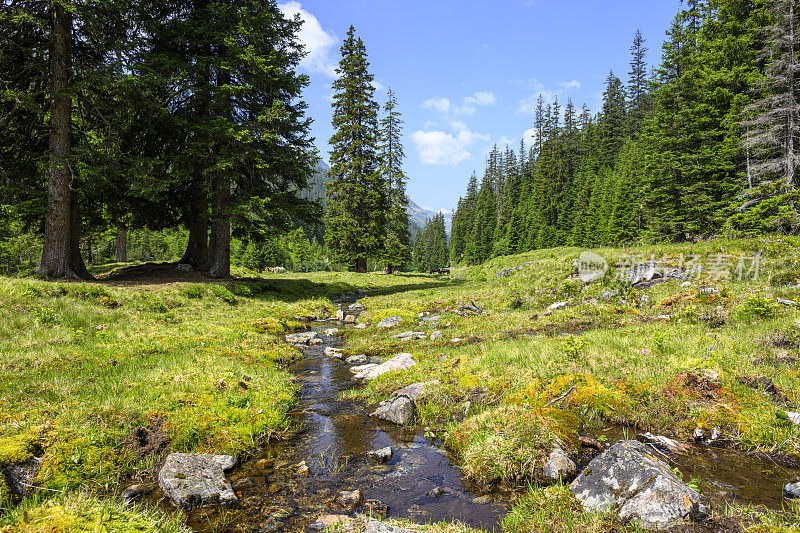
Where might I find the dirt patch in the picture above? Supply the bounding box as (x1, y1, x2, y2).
(123, 417, 171, 462)
(736, 376, 794, 407)
(676, 371, 720, 400)
(752, 352, 797, 366)
(100, 262, 215, 286)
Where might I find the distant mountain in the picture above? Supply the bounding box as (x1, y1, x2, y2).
(407, 200, 453, 235)
(302, 164, 452, 234)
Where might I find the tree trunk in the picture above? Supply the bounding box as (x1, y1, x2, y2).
(116, 229, 128, 262)
(39, 3, 87, 279)
(356, 257, 367, 273)
(788, 0, 796, 188)
(207, 173, 231, 278)
(180, 182, 208, 267)
(385, 264, 394, 274)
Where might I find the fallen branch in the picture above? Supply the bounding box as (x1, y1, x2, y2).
(544, 385, 576, 408)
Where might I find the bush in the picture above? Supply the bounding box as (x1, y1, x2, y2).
(183, 285, 204, 299)
(211, 285, 237, 305)
(737, 294, 779, 323)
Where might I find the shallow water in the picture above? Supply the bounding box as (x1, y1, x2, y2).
(184, 301, 506, 532)
(595, 426, 800, 511)
(178, 298, 800, 532)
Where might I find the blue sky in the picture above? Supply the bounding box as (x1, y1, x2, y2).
(278, 0, 683, 213)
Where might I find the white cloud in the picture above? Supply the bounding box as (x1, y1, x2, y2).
(523, 127, 537, 144)
(516, 78, 580, 114)
(422, 91, 496, 116)
(279, 2, 338, 78)
(412, 131, 471, 166)
(372, 79, 386, 92)
(559, 79, 581, 90)
(412, 120, 489, 166)
(422, 97, 451, 114)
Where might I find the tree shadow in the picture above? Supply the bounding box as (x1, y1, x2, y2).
(94, 262, 465, 303)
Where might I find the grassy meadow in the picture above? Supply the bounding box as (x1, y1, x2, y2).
(2, 238, 800, 531)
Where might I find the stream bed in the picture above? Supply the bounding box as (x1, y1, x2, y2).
(184, 300, 507, 532)
(179, 299, 800, 532)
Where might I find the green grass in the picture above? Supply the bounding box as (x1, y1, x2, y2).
(2, 239, 800, 531)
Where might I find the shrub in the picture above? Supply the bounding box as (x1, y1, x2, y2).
(211, 285, 237, 305)
(183, 285, 204, 299)
(737, 294, 779, 323)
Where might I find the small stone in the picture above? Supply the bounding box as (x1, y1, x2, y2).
(681, 281, 692, 287)
(547, 301, 568, 312)
(344, 315, 357, 323)
(324, 347, 344, 359)
(308, 514, 354, 532)
(391, 380, 438, 402)
(698, 287, 721, 295)
(309, 337, 324, 345)
(377, 316, 402, 328)
(784, 481, 800, 499)
(336, 309, 345, 320)
(430, 330, 443, 341)
(355, 323, 368, 329)
(333, 489, 363, 511)
(366, 446, 393, 463)
(451, 337, 465, 343)
(472, 495, 492, 504)
(259, 517, 283, 533)
(427, 487, 445, 498)
(692, 428, 706, 442)
(544, 448, 576, 481)
(602, 290, 619, 300)
(122, 483, 155, 503)
(255, 459, 272, 472)
(346, 354, 368, 364)
(364, 519, 415, 533)
(176, 263, 193, 272)
(296, 461, 310, 476)
(363, 499, 389, 518)
(323, 328, 340, 336)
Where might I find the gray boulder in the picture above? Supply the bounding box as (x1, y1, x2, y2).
(430, 330, 443, 340)
(333, 489, 363, 511)
(351, 353, 417, 381)
(346, 354, 368, 364)
(625, 261, 662, 285)
(371, 396, 415, 425)
(176, 263, 193, 272)
(285, 331, 319, 345)
(784, 481, 800, 499)
(570, 440, 706, 530)
(377, 316, 402, 328)
(158, 453, 236, 509)
(543, 448, 576, 481)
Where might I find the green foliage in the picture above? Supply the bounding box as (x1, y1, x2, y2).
(737, 294, 779, 322)
(325, 26, 387, 271)
(211, 285, 237, 305)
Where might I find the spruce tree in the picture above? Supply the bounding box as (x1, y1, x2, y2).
(627, 29, 650, 135)
(325, 26, 387, 272)
(379, 87, 411, 273)
(737, 0, 800, 232)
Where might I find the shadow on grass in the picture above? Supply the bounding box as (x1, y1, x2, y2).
(93, 262, 464, 303)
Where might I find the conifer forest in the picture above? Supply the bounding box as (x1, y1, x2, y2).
(4, 1, 800, 533)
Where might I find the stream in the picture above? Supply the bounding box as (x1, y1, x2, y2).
(185, 297, 507, 532)
(180, 297, 800, 532)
